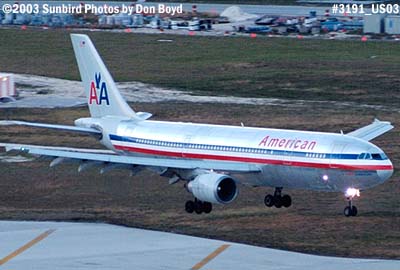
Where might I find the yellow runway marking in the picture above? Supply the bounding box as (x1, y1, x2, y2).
(0, 229, 56, 266)
(191, 244, 230, 270)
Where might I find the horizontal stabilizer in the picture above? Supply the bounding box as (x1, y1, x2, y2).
(136, 112, 153, 120)
(347, 119, 393, 141)
(0, 120, 102, 136)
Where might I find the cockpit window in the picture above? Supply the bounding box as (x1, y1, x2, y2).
(358, 153, 371, 159)
(372, 154, 381, 160)
(359, 152, 388, 160)
(371, 153, 388, 160)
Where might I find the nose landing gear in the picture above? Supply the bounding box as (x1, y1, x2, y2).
(344, 201, 358, 217)
(264, 187, 292, 208)
(344, 188, 360, 217)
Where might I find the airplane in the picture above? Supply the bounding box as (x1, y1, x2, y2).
(0, 34, 394, 217)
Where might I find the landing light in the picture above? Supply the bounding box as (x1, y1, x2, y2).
(322, 174, 329, 181)
(346, 188, 360, 198)
(2, 77, 7, 82)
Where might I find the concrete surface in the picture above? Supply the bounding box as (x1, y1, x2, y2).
(0, 221, 398, 270)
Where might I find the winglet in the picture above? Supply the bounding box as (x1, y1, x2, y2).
(347, 119, 393, 141)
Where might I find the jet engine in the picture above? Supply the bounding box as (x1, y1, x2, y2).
(187, 173, 238, 204)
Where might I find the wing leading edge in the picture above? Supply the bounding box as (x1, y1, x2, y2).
(347, 119, 393, 141)
(0, 120, 101, 136)
(0, 143, 261, 173)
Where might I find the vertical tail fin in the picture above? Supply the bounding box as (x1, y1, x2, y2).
(70, 34, 137, 119)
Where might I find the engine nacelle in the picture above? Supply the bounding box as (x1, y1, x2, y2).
(187, 173, 238, 204)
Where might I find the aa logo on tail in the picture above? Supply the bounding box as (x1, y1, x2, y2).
(89, 73, 110, 105)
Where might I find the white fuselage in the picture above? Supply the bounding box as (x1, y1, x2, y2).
(97, 118, 393, 193)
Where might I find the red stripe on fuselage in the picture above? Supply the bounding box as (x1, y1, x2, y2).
(113, 144, 393, 171)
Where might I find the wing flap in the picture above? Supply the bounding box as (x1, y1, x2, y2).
(0, 143, 261, 173)
(347, 119, 393, 141)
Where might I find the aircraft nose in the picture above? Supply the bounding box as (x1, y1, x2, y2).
(377, 169, 393, 182)
(377, 161, 394, 182)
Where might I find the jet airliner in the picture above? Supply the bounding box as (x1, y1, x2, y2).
(0, 34, 394, 217)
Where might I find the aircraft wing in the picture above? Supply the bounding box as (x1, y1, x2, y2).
(0, 143, 261, 173)
(0, 121, 101, 136)
(347, 119, 393, 141)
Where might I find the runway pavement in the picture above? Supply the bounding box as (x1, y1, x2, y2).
(0, 221, 398, 269)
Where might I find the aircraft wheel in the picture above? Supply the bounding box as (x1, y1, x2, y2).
(274, 196, 283, 208)
(344, 206, 351, 217)
(282, 195, 292, 208)
(194, 201, 203, 214)
(264, 195, 274, 207)
(203, 202, 212, 214)
(350, 206, 358, 216)
(185, 200, 195, 213)
(344, 204, 358, 217)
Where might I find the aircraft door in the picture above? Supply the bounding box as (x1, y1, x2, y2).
(182, 134, 193, 158)
(282, 150, 293, 166)
(330, 143, 346, 168)
(278, 149, 294, 183)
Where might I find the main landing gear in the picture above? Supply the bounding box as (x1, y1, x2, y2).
(264, 187, 292, 208)
(185, 198, 213, 214)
